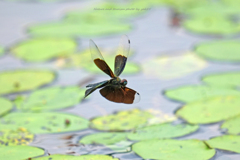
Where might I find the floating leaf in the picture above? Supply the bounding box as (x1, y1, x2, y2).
(221, 115, 240, 135)
(34, 154, 119, 160)
(0, 146, 44, 160)
(183, 15, 240, 35)
(0, 112, 89, 134)
(11, 38, 76, 62)
(15, 86, 84, 112)
(90, 109, 154, 131)
(0, 46, 4, 56)
(28, 21, 131, 37)
(58, 50, 140, 75)
(202, 72, 240, 87)
(80, 132, 127, 145)
(165, 85, 240, 103)
(0, 70, 55, 95)
(142, 52, 207, 80)
(0, 98, 12, 116)
(127, 123, 199, 141)
(132, 139, 215, 160)
(176, 96, 240, 124)
(195, 40, 240, 62)
(0, 128, 34, 146)
(206, 135, 240, 153)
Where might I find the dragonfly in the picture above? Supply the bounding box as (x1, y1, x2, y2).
(84, 35, 140, 104)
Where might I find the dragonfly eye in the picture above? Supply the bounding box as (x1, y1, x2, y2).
(121, 79, 127, 86)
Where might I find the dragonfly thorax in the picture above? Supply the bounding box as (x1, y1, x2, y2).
(110, 77, 127, 87)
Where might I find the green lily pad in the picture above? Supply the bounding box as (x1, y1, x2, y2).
(79, 132, 127, 145)
(183, 15, 240, 35)
(90, 109, 154, 131)
(58, 50, 140, 75)
(0, 128, 34, 146)
(195, 40, 240, 62)
(165, 85, 240, 103)
(221, 115, 240, 135)
(28, 21, 131, 37)
(15, 86, 84, 112)
(11, 38, 76, 62)
(176, 95, 240, 124)
(0, 70, 55, 95)
(132, 139, 215, 160)
(0, 112, 89, 134)
(0, 98, 12, 117)
(0, 146, 44, 160)
(206, 135, 240, 153)
(142, 52, 207, 80)
(202, 72, 240, 87)
(34, 154, 119, 160)
(0, 46, 4, 56)
(127, 123, 199, 141)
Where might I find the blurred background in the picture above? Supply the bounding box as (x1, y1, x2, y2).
(1, 0, 240, 160)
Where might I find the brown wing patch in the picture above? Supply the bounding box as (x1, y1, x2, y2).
(122, 87, 136, 104)
(94, 58, 115, 78)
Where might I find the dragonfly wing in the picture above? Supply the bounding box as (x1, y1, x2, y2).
(89, 39, 115, 78)
(100, 86, 140, 104)
(84, 80, 109, 98)
(114, 35, 130, 77)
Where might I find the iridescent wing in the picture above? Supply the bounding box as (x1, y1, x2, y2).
(84, 80, 109, 98)
(89, 39, 115, 78)
(99, 86, 140, 104)
(114, 35, 130, 77)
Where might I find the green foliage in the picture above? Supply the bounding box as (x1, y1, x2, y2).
(221, 115, 240, 135)
(0, 98, 12, 117)
(0, 46, 4, 56)
(34, 154, 119, 160)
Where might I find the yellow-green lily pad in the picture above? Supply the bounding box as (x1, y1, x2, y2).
(58, 50, 140, 75)
(132, 139, 215, 160)
(206, 135, 240, 153)
(221, 115, 240, 135)
(0, 98, 12, 117)
(202, 72, 240, 87)
(11, 38, 76, 62)
(15, 86, 84, 112)
(0, 112, 89, 134)
(165, 85, 240, 103)
(0, 128, 34, 146)
(79, 132, 127, 145)
(0, 145, 44, 160)
(176, 96, 240, 124)
(28, 21, 131, 37)
(0, 46, 4, 56)
(34, 154, 119, 160)
(90, 109, 154, 131)
(127, 123, 199, 141)
(195, 40, 240, 62)
(0, 70, 55, 95)
(142, 52, 207, 80)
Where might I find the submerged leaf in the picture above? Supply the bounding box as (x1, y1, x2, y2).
(0, 70, 55, 95)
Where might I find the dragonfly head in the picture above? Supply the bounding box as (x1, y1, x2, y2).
(120, 79, 127, 86)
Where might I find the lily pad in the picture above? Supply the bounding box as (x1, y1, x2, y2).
(34, 154, 119, 160)
(0, 46, 4, 56)
(176, 95, 240, 124)
(90, 109, 154, 131)
(221, 115, 240, 135)
(165, 85, 240, 103)
(183, 15, 240, 35)
(11, 38, 76, 62)
(127, 123, 199, 141)
(79, 132, 127, 145)
(58, 50, 140, 75)
(142, 52, 207, 80)
(15, 86, 85, 112)
(0, 145, 44, 160)
(0, 128, 34, 146)
(0, 98, 12, 116)
(202, 72, 240, 87)
(195, 40, 240, 62)
(132, 139, 215, 160)
(206, 135, 240, 153)
(0, 112, 89, 134)
(0, 70, 55, 95)
(28, 21, 131, 37)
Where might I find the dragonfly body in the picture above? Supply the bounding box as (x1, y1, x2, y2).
(84, 35, 140, 104)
